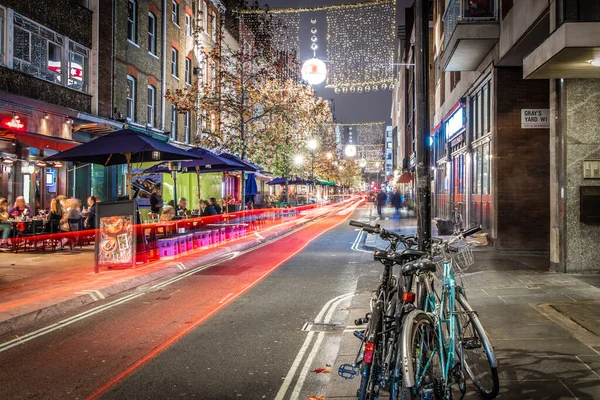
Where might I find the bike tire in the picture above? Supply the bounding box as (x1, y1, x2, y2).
(402, 312, 444, 400)
(455, 293, 499, 399)
(357, 303, 383, 400)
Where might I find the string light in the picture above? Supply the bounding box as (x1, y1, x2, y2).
(326, 1, 395, 90)
(235, 0, 394, 14)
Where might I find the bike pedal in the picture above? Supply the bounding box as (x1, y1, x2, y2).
(338, 363, 357, 380)
(354, 316, 369, 325)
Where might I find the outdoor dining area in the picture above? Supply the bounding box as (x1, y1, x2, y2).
(0, 127, 326, 273)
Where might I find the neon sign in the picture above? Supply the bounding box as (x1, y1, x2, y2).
(5, 116, 25, 130)
(445, 107, 465, 139)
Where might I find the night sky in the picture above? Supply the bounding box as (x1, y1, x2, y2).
(257, 0, 413, 125)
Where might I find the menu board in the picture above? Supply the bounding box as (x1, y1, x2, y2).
(95, 200, 137, 272)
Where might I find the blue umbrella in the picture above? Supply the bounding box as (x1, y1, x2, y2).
(219, 153, 262, 172)
(144, 147, 245, 174)
(246, 173, 258, 195)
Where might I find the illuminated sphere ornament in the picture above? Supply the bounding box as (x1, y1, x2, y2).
(342, 87, 348, 93)
(373, 85, 378, 91)
(311, 18, 317, 24)
(311, 35, 317, 42)
(389, 83, 395, 89)
(357, 87, 363, 93)
(345, 144, 357, 157)
(311, 27, 317, 34)
(349, 86, 356, 93)
(359, 159, 367, 168)
(311, 43, 318, 51)
(381, 84, 387, 90)
(365, 86, 371, 92)
(334, 88, 341, 94)
(301, 58, 327, 85)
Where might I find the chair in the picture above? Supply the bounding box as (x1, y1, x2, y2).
(44, 219, 63, 251)
(68, 217, 84, 250)
(17, 220, 46, 253)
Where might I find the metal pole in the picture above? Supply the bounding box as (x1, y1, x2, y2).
(415, 0, 431, 250)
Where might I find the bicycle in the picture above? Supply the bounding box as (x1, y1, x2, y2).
(400, 226, 499, 399)
(340, 220, 427, 400)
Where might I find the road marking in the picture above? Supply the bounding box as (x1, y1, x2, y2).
(218, 293, 234, 304)
(75, 291, 98, 301)
(275, 292, 353, 400)
(289, 294, 353, 400)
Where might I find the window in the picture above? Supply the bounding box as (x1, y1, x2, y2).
(147, 85, 155, 127)
(203, 2, 208, 32)
(211, 61, 216, 90)
(211, 11, 217, 41)
(185, 57, 192, 84)
(11, 13, 90, 93)
(126, 75, 136, 121)
(211, 112, 216, 132)
(171, 47, 178, 77)
(127, 0, 137, 42)
(68, 41, 89, 92)
(148, 12, 156, 54)
(171, 105, 178, 139)
(470, 80, 491, 141)
(202, 109, 207, 131)
(199, 52, 207, 84)
(185, 13, 192, 36)
(172, 0, 179, 25)
(0, 8, 5, 66)
(184, 111, 190, 143)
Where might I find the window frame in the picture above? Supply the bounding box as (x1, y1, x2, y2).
(203, 2, 208, 32)
(127, 0, 137, 43)
(172, 0, 179, 26)
(126, 75, 136, 121)
(171, 47, 178, 77)
(185, 57, 192, 85)
(0, 7, 6, 66)
(170, 104, 178, 140)
(147, 85, 155, 127)
(211, 10, 217, 41)
(185, 13, 192, 37)
(184, 111, 190, 143)
(148, 12, 156, 55)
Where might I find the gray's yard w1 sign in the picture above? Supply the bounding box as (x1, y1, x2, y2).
(521, 109, 550, 129)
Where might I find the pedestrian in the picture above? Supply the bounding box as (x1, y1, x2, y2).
(391, 190, 402, 215)
(376, 190, 386, 217)
(149, 183, 163, 218)
(85, 196, 97, 230)
(8, 196, 33, 218)
(0, 198, 11, 248)
(254, 192, 263, 208)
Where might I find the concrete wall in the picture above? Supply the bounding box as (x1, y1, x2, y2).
(499, 0, 548, 60)
(494, 67, 550, 250)
(564, 79, 600, 273)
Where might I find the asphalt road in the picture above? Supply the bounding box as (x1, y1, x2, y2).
(0, 203, 377, 400)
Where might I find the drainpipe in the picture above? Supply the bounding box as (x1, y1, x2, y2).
(111, 0, 115, 118)
(161, 0, 167, 131)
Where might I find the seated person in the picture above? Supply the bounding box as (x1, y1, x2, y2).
(210, 197, 222, 214)
(177, 197, 188, 215)
(46, 198, 63, 233)
(0, 198, 11, 248)
(85, 196, 97, 230)
(8, 196, 33, 218)
(160, 205, 176, 221)
(62, 198, 82, 231)
(202, 200, 217, 216)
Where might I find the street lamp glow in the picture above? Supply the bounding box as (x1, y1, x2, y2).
(375, 162, 381, 168)
(294, 154, 304, 165)
(307, 138, 318, 151)
(344, 144, 357, 157)
(326, 152, 333, 159)
(359, 159, 367, 168)
(301, 58, 327, 85)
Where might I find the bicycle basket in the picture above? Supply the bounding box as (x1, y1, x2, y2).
(433, 243, 474, 280)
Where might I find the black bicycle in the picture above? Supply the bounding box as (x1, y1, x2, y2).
(340, 221, 432, 400)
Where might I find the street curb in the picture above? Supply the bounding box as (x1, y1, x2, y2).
(0, 206, 348, 337)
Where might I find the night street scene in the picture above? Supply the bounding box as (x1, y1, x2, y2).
(1, 0, 600, 399)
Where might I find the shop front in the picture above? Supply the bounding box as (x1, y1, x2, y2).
(444, 102, 467, 225)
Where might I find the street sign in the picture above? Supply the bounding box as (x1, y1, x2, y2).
(521, 109, 550, 129)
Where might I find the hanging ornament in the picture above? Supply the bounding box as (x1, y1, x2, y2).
(311, 17, 317, 24)
(349, 86, 356, 93)
(311, 35, 317, 43)
(311, 43, 318, 51)
(381, 83, 387, 90)
(342, 87, 348, 93)
(357, 87, 363, 93)
(302, 58, 327, 85)
(311, 27, 317, 34)
(373, 85, 379, 91)
(334, 88, 340, 94)
(389, 83, 395, 90)
(365, 86, 371, 92)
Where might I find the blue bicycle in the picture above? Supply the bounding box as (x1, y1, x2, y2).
(399, 227, 499, 399)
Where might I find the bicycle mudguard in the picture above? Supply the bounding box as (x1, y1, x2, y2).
(400, 310, 435, 388)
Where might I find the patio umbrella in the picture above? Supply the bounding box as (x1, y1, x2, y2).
(245, 173, 258, 203)
(219, 153, 262, 172)
(44, 128, 197, 199)
(144, 147, 245, 174)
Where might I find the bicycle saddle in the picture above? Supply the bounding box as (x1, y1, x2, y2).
(401, 259, 437, 276)
(393, 249, 427, 263)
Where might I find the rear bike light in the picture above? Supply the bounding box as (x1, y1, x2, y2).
(402, 292, 416, 303)
(364, 341, 375, 364)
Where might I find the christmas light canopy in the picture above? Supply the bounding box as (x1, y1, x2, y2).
(345, 144, 357, 157)
(302, 58, 327, 85)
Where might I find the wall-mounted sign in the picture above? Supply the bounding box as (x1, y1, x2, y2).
(445, 107, 465, 139)
(583, 160, 600, 179)
(521, 109, 549, 129)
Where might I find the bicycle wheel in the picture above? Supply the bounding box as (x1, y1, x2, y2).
(455, 293, 499, 399)
(358, 305, 383, 400)
(402, 312, 444, 400)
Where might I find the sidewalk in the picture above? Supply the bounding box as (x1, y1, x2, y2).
(0, 204, 348, 336)
(327, 207, 600, 399)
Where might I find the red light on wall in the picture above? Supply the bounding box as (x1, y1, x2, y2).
(5, 115, 25, 130)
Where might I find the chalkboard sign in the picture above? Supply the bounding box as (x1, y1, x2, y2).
(94, 200, 137, 273)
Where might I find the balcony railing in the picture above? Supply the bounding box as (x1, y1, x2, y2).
(443, 0, 498, 49)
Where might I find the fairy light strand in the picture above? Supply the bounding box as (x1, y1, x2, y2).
(234, 0, 394, 14)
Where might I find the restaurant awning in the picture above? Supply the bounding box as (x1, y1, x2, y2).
(13, 131, 79, 152)
(395, 172, 413, 184)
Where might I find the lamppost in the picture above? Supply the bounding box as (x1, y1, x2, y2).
(307, 138, 318, 194)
